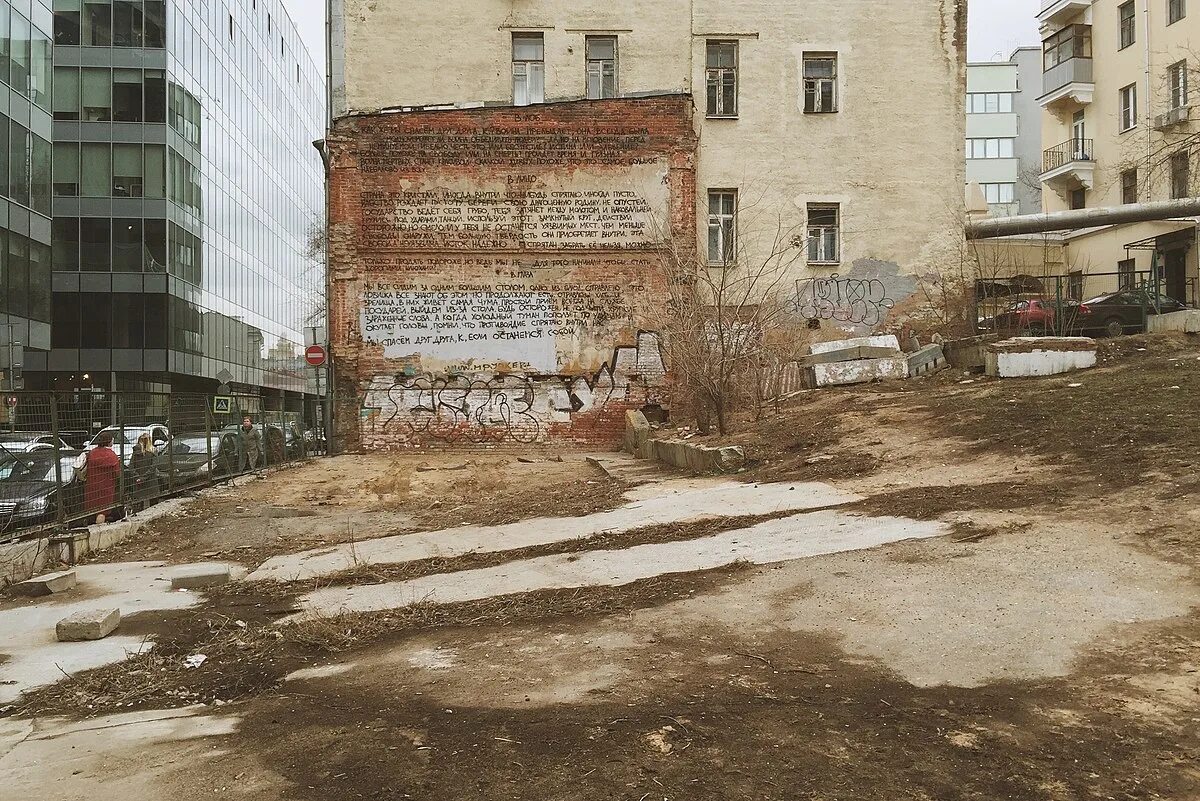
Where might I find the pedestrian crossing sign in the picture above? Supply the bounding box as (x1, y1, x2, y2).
(213, 396, 233, 414)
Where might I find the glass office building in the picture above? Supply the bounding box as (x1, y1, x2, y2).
(0, 0, 54, 377)
(31, 0, 324, 400)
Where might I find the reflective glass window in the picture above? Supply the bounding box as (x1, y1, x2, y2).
(112, 68, 142, 121)
(82, 67, 111, 120)
(53, 0, 81, 45)
(7, 234, 28, 313)
(31, 134, 50, 215)
(10, 13, 30, 97)
(52, 65, 79, 119)
(53, 141, 78, 196)
(28, 241, 51, 322)
(30, 24, 50, 108)
(52, 293, 80, 347)
(8, 120, 29, 206)
(83, 0, 111, 46)
(113, 143, 142, 196)
(80, 141, 110, 196)
(52, 217, 79, 270)
(144, 143, 164, 197)
(113, 218, 142, 271)
(80, 218, 111, 271)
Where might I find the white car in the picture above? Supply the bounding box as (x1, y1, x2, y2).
(0, 432, 73, 454)
(86, 424, 171, 466)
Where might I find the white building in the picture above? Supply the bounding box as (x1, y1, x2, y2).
(967, 48, 1043, 217)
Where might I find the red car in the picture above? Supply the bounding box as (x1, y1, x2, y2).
(985, 299, 1058, 334)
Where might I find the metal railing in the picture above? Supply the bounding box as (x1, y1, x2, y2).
(1043, 138, 1094, 173)
(0, 391, 329, 542)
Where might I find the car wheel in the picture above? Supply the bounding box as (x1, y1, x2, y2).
(1104, 317, 1125, 338)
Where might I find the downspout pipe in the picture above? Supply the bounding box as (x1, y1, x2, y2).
(966, 198, 1200, 239)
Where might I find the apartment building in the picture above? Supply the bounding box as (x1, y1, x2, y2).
(0, 0, 53, 388)
(967, 48, 1044, 217)
(24, 0, 325, 405)
(327, 0, 967, 448)
(1037, 0, 1198, 302)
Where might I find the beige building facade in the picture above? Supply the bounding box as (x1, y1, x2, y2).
(329, 0, 968, 323)
(1037, 0, 1199, 302)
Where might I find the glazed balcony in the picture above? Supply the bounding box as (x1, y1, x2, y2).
(1039, 56, 1094, 111)
(1038, 0, 1093, 29)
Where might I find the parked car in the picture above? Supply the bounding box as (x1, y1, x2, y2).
(0, 449, 83, 534)
(154, 432, 241, 487)
(1074, 291, 1188, 337)
(981, 299, 1062, 334)
(0, 432, 73, 455)
(86, 424, 171, 466)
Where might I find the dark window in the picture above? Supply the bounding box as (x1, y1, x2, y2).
(1069, 188, 1086, 210)
(1171, 151, 1190, 199)
(803, 54, 838, 113)
(1068, 270, 1084, 301)
(113, 218, 143, 271)
(144, 69, 166, 122)
(1169, 0, 1186, 24)
(28, 242, 50, 323)
(112, 69, 143, 121)
(31, 135, 50, 216)
(6, 234, 28, 314)
(54, 8, 81, 45)
(1043, 24, 1092, 70)
(80, 218, 111, 271)
(144, 293, 167, 348)
(1119, 2, 1136, 49)
(807, 204, 841, 264)
(79, 293, 112, 347)
(1118, 258, 1136, 288)
(112, 0, 144, 46)
(143, 0, 165, 47)
(144, 219, 167, 272)
(111, 293, 145, 347)
(8, 120, 29, 206)
(52, 293, 81, 348)
(53, 217, 80, 270)
(84, 1, 111, 46)
(706, 41, 738, 117)
(1121, 169, 1138, 204)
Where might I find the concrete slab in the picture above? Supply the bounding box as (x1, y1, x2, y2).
(812, 356, 909, 387)
(811, 334, 901, 355)
(248, 480, 861, 584)
(289, 510, 948, 619)
(1147, 309, 1200, 334)
(985, 337, 1097, 378)
(56, 608, 121, 641)
(11, 569, 77, 597)
(0, 560, 240, 704)
(170, 563, 236, 590)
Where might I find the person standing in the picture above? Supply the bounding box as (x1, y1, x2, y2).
(79, 432, 121, 524)
(239, 416, 262, 473)
(128, 432, 158, 513)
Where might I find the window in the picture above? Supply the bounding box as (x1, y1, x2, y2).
(30, 25, 50, 108)
(52, 66, 79, 120)
(10, 13, 30, 96)
(1119, 2, 1135, 50)
(967, 92, 1014, 114)
(112, 69, 144, 121)
(1119, 83, 1138, 131)
(113, 219, 143, 271)
(80, 218, 111, 271)
(143, 0, 164, 47)
(54, 0, 82, 45)
(807, 204, 840, 264)
(112, 0, 144, 47)
(966, 138, 1015, 159)
(1043, 24, 1091, 70)
(1069, 188, 1086, 210)
(83, 0, 111, 46)
(1118, 258, 1136, 288)
(585, 36, 617, 100)
(54, 142, 79, 196)
(52, 217, 79, 270)
(512, 33, 544, 106)
(1171, 151, 1190, 199)
(981, 183, 1016, 204)
(1169, 60, 1188, 110)
(803, 53, 837, 113)
(707, 190, 736, 264)
(112, 143, 143, 196)
(31, 135, 50, 216)
(1068, 270, 1084, 301)
(1169, 0, 1186, 24)
(80, 142, 110, 196)
(706, 41, 738, 117)
(82, 67, 112, 120)
(1121, 168, 1138, 204)
(8, 120, 28, 207)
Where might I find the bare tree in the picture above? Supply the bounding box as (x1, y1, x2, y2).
(651, 192, 809, 435)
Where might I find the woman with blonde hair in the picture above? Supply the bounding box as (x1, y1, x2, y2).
(129, 432, 159, 513)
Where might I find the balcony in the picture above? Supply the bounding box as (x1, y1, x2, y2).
(1038, 0, 1092, 29)
(1039, 57, 1094, 113)
(1041, 139, 1095, 199)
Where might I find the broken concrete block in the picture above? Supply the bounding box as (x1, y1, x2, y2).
(170, 564, 233, 590)
(907, 344, 947, 377)
(623, 409, 651, 457)
(810, 334, 901, 355)
(985, 337, 1097, 378)
(811, 357, 909, 387)
(56, 608, 121, 641)
(12, 569, 77, 597)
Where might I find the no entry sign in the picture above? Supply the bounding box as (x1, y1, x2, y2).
(305, 344, 327, 367)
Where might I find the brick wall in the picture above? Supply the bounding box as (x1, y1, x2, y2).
(328, 95, 697, 450)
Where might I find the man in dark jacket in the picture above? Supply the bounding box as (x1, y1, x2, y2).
(239, 416, 262, 473)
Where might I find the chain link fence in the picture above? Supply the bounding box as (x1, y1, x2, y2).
(0, 391, 328, 542)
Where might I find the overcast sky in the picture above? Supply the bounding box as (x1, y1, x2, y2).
(282, 0, 1045, 80)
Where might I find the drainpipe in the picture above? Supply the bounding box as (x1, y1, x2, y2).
(1143, 0, 1153, 181)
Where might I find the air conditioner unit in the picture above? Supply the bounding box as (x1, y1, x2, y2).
(1154, 105, 1192, 130)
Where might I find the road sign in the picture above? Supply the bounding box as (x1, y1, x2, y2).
(213, 396, 233, 414)
(305, 344, 327, 367)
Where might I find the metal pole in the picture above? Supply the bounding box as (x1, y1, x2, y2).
(50, 392, 65, 526)
(205, 396, 213, 488)
(967, 198, 1200, 239)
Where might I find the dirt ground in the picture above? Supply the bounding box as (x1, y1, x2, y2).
(4, 333, 1200, 801)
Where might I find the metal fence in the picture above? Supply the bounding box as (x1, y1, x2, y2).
(0, 391, 328, 542)
(975, 269, 1196, 337)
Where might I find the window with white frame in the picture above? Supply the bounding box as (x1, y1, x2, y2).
(981, 183, 1016, 204)
(512, 33, 545, 106)
(1169, 60, 1189, 110)
(966, 138, 1016, 159)
(1119, 2, 1136, 49)
(707, 190, 736, 264)
(806, 204, 840, 264)
(586, 36, 617, 100)
(706, 41, 738, 117)
(1169, 0, 1186, 25)
(803, 53, 837, 113)
(1119, 83, 1138, 131)
(967, 92, 1014, 114)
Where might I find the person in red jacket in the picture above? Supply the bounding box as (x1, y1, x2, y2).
(82, 432, 122, 524)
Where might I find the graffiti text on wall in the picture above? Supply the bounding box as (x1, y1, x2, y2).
(794, 275, 896, 327)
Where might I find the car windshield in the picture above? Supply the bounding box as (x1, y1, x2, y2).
(170, 437, 220, 455)
(0, 453, 73, 483)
